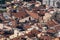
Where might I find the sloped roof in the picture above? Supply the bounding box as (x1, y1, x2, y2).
(13, 11, 27, 18)
(26, 10, 39, 19)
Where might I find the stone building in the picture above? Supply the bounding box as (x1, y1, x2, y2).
(43, 0, 60, 7)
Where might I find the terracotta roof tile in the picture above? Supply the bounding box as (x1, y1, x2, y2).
(42, 36, 52, 40)
(13, 11, 27, 18)
(46, 20, 57, 27)
(55, 25, 60, 31)
(47, 29, 56, 33)
(26, 10, 39, 19)
(24, 25, 31, 30)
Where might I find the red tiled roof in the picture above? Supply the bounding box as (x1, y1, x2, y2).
(3, 20, 17, 28)
(26, 10, 39, 19)
(24, 25, 31, 30)
(0, 36, 4, 39)
(10, 20, 17, 28)
(47, 29, 56, 33)
(0, 30, 4, 34)
(13, 11, 27, 18)
(46, 20, 58, 27)
(31, 29, 41, 34)
(40, 35, 52, 40)
(55, 25, 60, 31)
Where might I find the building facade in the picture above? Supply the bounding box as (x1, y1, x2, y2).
(43, 0, 59, 7)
